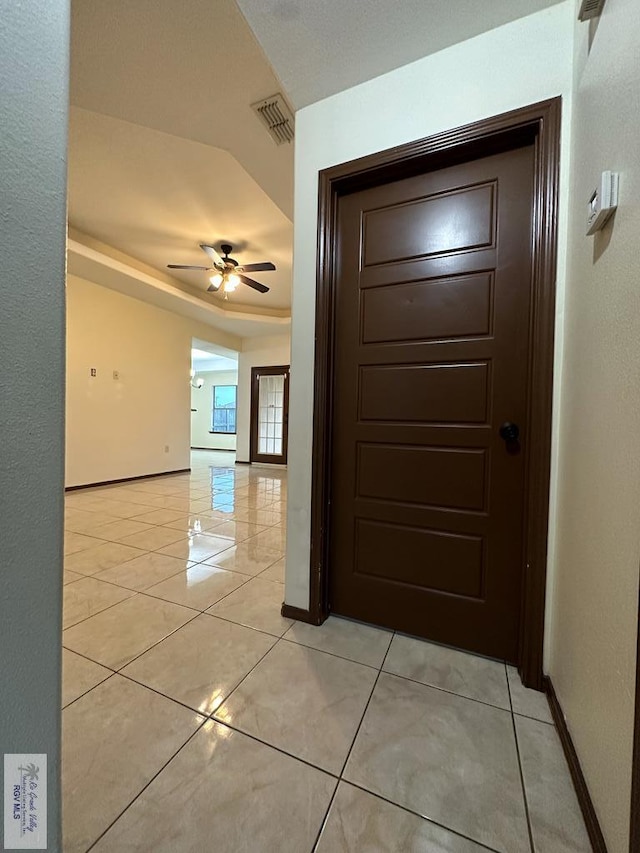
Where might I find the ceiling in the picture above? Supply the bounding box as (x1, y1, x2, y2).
(68, 236, 291, 341)
(191, 348, 238, 372)
(68, 0, 567, 334)
(236, 0, 566, 108)
(68, 108, 292, 311)
(70, 0, 293, 218)
(68, 0, 294, 325)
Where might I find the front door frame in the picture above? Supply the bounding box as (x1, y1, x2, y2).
(631, 586, 640, 851)
(303, 98, 561, 690)
(249, 364, 290, 465)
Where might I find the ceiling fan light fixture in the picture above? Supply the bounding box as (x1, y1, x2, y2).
(170, 244, 274, 296)
(224, 273, 240, 293)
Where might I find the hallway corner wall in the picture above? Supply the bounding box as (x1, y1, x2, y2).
(0, 1, 70, 849)
(548, 1, 640, 849)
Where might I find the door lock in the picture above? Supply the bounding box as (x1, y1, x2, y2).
(499, 422, 519, 442)
(499, 421, 520, 454)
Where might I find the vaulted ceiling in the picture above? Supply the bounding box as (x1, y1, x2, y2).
(68, 109, 292, 312)
(236, 0, 567, 108)
(68, 0, 567, 336)
(68, 0, 293, 331)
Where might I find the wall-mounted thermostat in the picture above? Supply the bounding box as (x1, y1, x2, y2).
(587, 171, 619, 235)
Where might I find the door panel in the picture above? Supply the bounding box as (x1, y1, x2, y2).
(355, 519, 484, 599)
(328, 145, 535, 662)
(359, 363, 490, 424)
(363, 182, 496, 262)
(361, 273, 494, 344)
(357, 444, 487, 510)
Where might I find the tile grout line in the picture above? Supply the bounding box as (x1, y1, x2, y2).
(141, 574, 256, 611)
(84, 713, 212, 853)
(68, 568, 199, 599)
(66, 466, 356, 850)
(206, 713, 340, 781)
(379, 668, 514, 715)
(506, 663, 536, 853)
(208, 634, 286, 722)
(63, 552, 281, 632)
(63, 572, 280, 690)
(68, 522, 158, 542)
(64, 608, 204, 680)
(114, 670, 220, 718)
(73, 465, 289, 848)
(63, 510, 285, 532)
(63, 562, 215, 630)
(344, 780, 504, 853)
(83, 643, 297, 847)
(64, 543, 149, 572)
(61, 671, 116, 711)
(62, 588, 143, 632)
(64, 629, 552, 830)
(277, 636, 382, 672)
(61, 645, 120, 674)
(327, 641, 516, 853)
(338, 631, 394, 778)
(514, 710, 555, 727)
(309, 777, 340, 852)
(308, 633, 394, 852)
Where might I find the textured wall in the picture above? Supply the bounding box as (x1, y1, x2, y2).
(549, 1, 640, 850)
(0, 0, 70, 849)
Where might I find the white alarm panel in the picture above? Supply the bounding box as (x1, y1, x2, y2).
(587, 171, 619, 235)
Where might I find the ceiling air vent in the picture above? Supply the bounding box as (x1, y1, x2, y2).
(251, 93, 294, 145)
(578, 0, 606, 20)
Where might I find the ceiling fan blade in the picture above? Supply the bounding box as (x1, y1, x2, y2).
(239, 274, 269, 294)
(167, 264, 212, 270)
(237, 262, 276, 273)
(199, 244, 225, 269)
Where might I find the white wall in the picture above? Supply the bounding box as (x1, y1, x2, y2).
(236, 334, 291, 462)
(285, 2, 575, 611)
(66, 274, 241, 486)
(190, 369, 238, 451)
(548, 2, 640, 850)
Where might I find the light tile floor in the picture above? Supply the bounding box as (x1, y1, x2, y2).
(62, 451, 591, 853)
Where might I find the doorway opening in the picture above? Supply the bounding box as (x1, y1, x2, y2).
(190, 339, 239, 457)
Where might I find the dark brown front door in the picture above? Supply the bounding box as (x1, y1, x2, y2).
(250, 365, 290, 465)
(329, 144, 535, 662)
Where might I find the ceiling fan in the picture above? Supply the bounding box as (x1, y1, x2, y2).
(167, 243, 275, 297)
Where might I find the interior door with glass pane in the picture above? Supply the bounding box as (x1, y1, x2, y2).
(250, 365, 290, 464)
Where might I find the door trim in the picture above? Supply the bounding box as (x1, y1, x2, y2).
(307, 98, 561, 689)
(249, 365, 290, 465)
(631, 585, 640, 852)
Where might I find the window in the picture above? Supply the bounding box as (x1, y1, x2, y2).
(211, 385, 237, 434)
